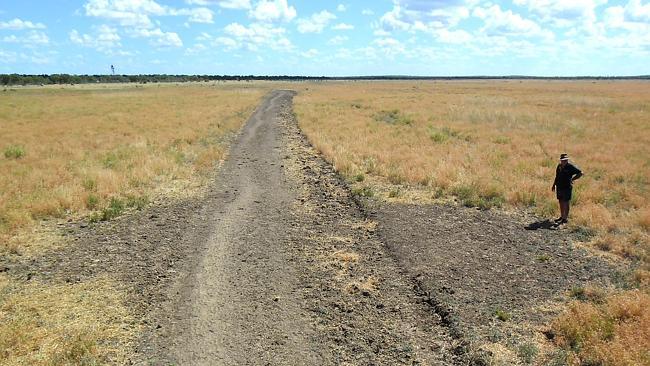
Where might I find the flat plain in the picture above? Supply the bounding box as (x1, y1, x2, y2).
(1, 81, 648, 365)
(294, 80, 649, 365)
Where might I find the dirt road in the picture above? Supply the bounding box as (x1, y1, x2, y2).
(138, 90, 460, 365)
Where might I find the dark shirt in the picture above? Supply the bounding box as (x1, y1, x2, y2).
(554, 162, 582, 189)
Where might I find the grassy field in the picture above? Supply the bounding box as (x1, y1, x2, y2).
(0, 82, 269, 364)
(1, 82, 268, 254)
(294, 80, 650, 365)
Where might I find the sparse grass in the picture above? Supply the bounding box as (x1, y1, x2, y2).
(374, 109, 413, 125)
(0, 83, 267, 252)
(0, 274, 137, 365)
(494, 308, 511, 322)
(517, 342, 539, 364)
(294, 80, 650, 365)
(352, 185, 374, 198)
(551, 290, 650, 366)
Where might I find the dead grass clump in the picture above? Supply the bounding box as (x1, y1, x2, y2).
(0, 275, 138, 365)
(333, 250, 360, 263)
(551, 290, 650, 366)
(344, 276, 378, 295)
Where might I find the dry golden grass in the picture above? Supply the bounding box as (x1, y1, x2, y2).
(552, 290, 650, 366)
(294, 80, 650, 365)
(1, 82, 269, 254)
(0, 274, 137, 365)
(0, 82, 271, 364)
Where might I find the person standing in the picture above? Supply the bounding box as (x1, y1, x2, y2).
(552, 153, 583, 224)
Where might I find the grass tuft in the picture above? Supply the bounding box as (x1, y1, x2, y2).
(4, 145, 25, 159)
(374, 109, 414, 125)
(494, 308, 511, 321)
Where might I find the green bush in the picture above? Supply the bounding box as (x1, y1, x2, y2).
(373, 109, 413, 125)
(4, 145, 25, 159)
(453, 184, 505, 209)
(352, 186, 374, 198)
(428, 126, 472, 143)
(495, 308, 511, 321)
(86, 194, 99, 210)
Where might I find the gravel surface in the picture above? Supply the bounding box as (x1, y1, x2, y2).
(370, 202, 622, 360)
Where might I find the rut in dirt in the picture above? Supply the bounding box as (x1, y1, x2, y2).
(143, 90, 461, 365)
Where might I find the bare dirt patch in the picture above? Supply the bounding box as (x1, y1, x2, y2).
(370, 202, 624, 363)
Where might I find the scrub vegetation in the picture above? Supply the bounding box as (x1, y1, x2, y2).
(294, 80, 650, 365)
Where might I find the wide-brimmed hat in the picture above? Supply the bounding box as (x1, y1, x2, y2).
(560, 153, 569, 161)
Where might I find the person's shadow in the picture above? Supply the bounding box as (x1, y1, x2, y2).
(524, 219, 558, 231)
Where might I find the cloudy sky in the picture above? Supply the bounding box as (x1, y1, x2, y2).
(1, 0, 648, 76)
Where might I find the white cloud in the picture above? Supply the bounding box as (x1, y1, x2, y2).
(0, 50, 17, 63)
(84, 0, 164, 28)
(223, 22, 293, 51)
(599, 2, 650, 53)
(185, 42, 207, 54)
(373, 37, 405, 57)
(624, 0, 650, 22)
(186, 0, 251, 8)
(513, 0, 607, 26)
(2, 31, 49, 45)
(175, 7, 214, 23)
(0, 18, 46, 30)
(337, 4, 346, 12)
(130, 28, 183, 47)
(473, 5, 552, 39)
(327, 35, 348, 45)
(373, 29, 391, 36)
(332, 23, 354, 30)
(301, 48, 318, 58)
(70, 25, 121, 51)
(435, 28, 472, 44)
(362, 9, 374, 16)
(249, 0, 296, 22)
(380, 0, 472, 32)
(214, 36, 238, 50)
(84, 0, 214, 27)
(297, 10, 336, 33)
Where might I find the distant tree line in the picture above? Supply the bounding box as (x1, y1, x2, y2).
(1, 73, 649, 86)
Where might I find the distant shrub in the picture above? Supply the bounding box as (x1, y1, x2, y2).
(352, 186, 374, 198)
(102, 152, 119, 169)
(88, 194, 147, 223)
(125, 195, 148, 210)
(493, 136, 511, 144)
(82, 178, 97, 191)
(86, 194, 99, 210)
(388, 188, 401, 198)
(374, 109, 413, 125)
(4, 145, 25, 159)
(518, 342, 538, 364)
(353, 173, 365, 182)
(428, 126, 472, 143)
(495, 308, 511, 321)
(453, 184, 505, 209)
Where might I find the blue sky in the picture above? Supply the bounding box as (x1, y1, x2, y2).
(0, 0, 648, 76)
